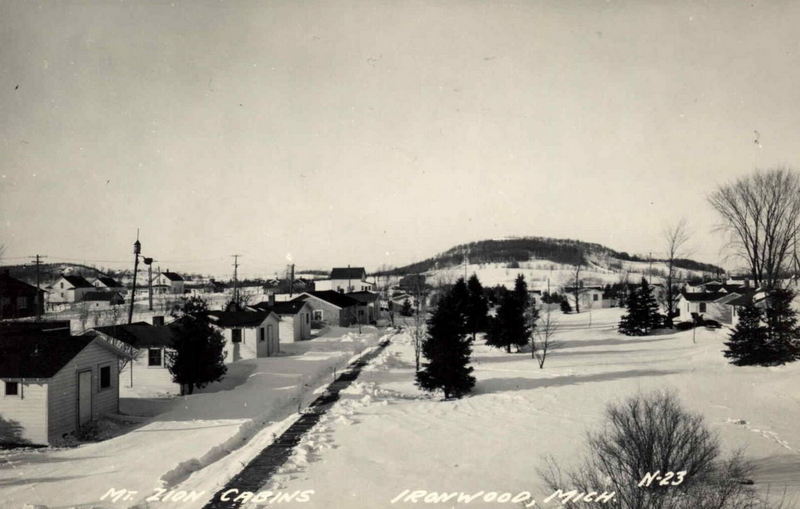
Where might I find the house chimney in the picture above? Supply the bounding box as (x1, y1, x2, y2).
(269, 293, 276, 306)
(152, 315, 165, 326)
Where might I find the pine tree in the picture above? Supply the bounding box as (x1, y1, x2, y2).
(560, 299, 572, 314)
(416, 288, 475, 399)
(638, 279, 663, 333)
(724, 303, 769, 366)
(167, 296, 227, 395)
(763, 288, 800, 365)
(485, 275, 532, 353)
(465, 274, 489, 341)
(618, 285, 643, 336)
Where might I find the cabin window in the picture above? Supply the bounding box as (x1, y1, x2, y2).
(593, 294, 599, 301)
(99, 365, 111, 390)
(259, 327, 266, 342)
(313, 310, 323, 321)
(305, 313, 310, 324)
(5, 381, 19, 396)
(60, 282, 64, 289)
(148, 348, 162, 366)
(232, 329, 242, 343)
(17, 296, 28, 309)
(699, 303, 707, 313)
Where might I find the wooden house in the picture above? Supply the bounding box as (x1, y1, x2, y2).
(0, 271, 45, 319)
(0, 323, 127, 445)
(292, 291, 361, 326)
(206, 310, 281, 362)
(47, 274, 95, 305)
(251, 297, 313, 342)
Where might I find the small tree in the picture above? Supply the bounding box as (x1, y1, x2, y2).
(560, 299, 572, 314)
(763, 288, 800, 364)
(724, 303, 769, 366)
(400, 298, 413, 316)
(619, 279, 662, 336)
(465, 274, 488, 341)
(532, 304, 559, 368)
(167, 296, 227, 395)
(416, 288, 475, 399)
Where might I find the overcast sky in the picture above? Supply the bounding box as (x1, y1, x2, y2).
(2, 0, 799, 278)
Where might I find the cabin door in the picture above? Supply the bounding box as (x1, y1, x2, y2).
(78, 370, 92, 425)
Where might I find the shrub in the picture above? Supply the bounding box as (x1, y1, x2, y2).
(560, 300, 572, 314)
(675, 321, 696, 331)
(540, 391, 773, 509)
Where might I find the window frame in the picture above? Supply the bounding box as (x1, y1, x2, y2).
(98, 365, 112, 391)
(4, 381, 19, 396)
(148, 348, 162, 367)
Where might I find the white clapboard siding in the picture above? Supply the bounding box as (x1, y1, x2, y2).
(0, 381, 48, 444)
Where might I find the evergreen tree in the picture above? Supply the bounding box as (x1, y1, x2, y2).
(618, 285, 643, 336)
(724, 303, 769, 366)
(416, 288, 475, 399)
(485, 275, 532, 353)
(465, 274, 489, 341)
(618, 279, 662, 336)
(638, 279, 663, 332)
(763, 288, 800, 364)
(167, 296, 227, 395)
(560, 299, 572, 314)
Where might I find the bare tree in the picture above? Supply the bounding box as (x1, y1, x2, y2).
(532, 303, 559, 368)
(663, 219, 691, 327)
(571, 262, 583, 313)
(709, 167, 800, 289)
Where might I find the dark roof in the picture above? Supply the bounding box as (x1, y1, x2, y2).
(91, 322, 174, 348)
(0, 273, 43, 296)
(681, 291, 728, 303)
(162, 271, 184, 282)
(0, 333, 95, 378)
(206, 310, 270, 328)
(346, 291, 379, 303)
(0, 321, 71, 336)
(96, 276, 123, 288)
(252, 300, 308, 315)
(329, 267, 366, 280)
(61, 275, 94, 288)
(82, 291, 124, 303)
(294, 291, 359, 308)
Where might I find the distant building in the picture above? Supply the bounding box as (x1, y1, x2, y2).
(292, 291, 361, 326)
(313, 267, 374, 293)
(153, 270, 185, 295)
(0, 324, 127, 445)
(0, 271, 45, 319)
(47, 274, 95, 305)
(562, 286, 609, 310)
(347, 291, 380, 323)
(93, 276, 127, 295)
(251, 297, 313, 342)
(206, 310, 281, 362)
(81, 291, 125, 309)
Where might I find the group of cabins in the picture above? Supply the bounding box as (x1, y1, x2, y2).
(0, 266, 382, 446)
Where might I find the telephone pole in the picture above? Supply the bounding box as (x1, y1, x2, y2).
(143, 257, 155, 311)
(288, 263, 295, 298)
(30, 254, 47, 321)
(232, 254, 241, 307)
(128, 231, 141, 324)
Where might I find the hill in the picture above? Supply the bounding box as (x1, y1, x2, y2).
(378, 237, 723, 290)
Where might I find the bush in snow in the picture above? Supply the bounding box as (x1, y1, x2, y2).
(167, 296, 227, 395)
(400, 298, 414, 316)
(540, 391, 771, 509)
(416, 283, 475, 399)
(560, 299, 572, 314)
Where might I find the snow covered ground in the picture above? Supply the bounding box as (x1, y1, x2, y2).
(256, 308, 800, 508)
(0, 326, 389, 508)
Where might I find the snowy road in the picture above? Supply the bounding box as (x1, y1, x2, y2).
(0, 327, 390, 508)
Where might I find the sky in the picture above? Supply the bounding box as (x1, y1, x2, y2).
(2, 0, 800, 278)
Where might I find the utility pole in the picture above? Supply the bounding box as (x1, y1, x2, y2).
(128, 231, 141, 324)
(463, 246, 468, 280)
(232, 254, 241, 307)
(30, 254, 47, 321)
(648, 252, 653, 281)
(289, 263, 295, 297)
(143, 257, 154, 311)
